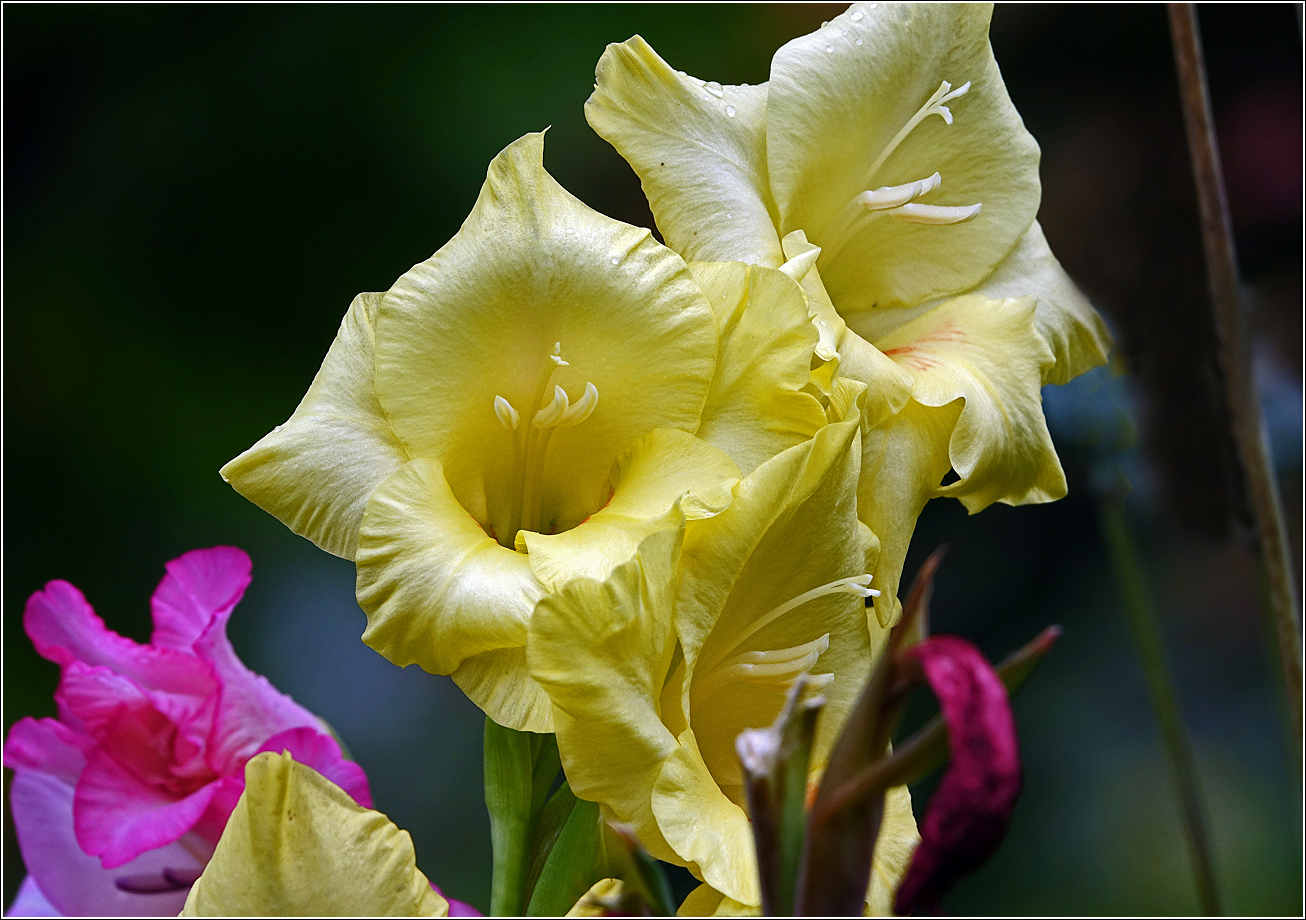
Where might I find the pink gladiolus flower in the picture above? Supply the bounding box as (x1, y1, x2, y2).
(3, 546, 372, 917)
(894, 636, 1023, 916)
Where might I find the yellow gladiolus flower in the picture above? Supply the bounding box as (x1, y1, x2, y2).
(182, 752, 448, 917)
(585, 3, 1111, 624)
(529, 385, 918, 912)
(222, 133, 832, 731)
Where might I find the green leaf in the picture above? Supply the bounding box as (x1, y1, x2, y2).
(525, 786, 611, 916)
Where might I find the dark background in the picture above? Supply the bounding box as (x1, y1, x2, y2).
(4, 4, 1301, 914)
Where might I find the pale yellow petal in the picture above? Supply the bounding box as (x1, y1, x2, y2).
(950, 221, 1112, 385)
(865, 785, 920, 917)
(355, 458, 542, 677)
(182, 752, 447, 917)
(677, 884, 757, 917)
(586, 37, 783, 267)
(678, 397, 873, 795)
(528, 529, 683, 861)
(566, 878, 626, 917)
(652, 730, 758, 907)
(452, 647, 555, 734)
(375, 132, 718, 544)
(768, 4, 1040, 312)
(520, 429, 738, 591)
(875, 293, 1065, 513)
(688, 261, 827, 475)
(220, 292, 408, 561)
(860, 399, 962, 629)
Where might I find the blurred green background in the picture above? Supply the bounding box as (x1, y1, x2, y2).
(4, 4, 1301, 914)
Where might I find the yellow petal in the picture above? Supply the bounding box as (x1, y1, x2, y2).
(874, 293, 1066, 513)
(677, 399, 874, 795)
(355, 458, 542, 677)
(375, 132, 718, 546)
(652, 729, 758, 907)
(182, 752, 447, 917)
(220, 292, 409, 561)
(586, 37, 783, 268)
(866, 785, 921, 917)
(677, 883, 757, 917)
(951, 221, 1112, 385)
(520, 429, 738, 591)
(858, 399, 961, 629)
(767, 4, 1040, 312)
(688, 261, 828, 475)
(527, 530, 684, 861)
(452, 646, 555, 735)
(566, 878, 626, 917)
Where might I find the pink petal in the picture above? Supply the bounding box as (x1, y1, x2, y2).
(8, 876, 62, 917)
(25, 581, 216, 701)
(9, 769, 205, 917)
(894, 636, 1022, 916)
(74, 746, 217, 869)
(3, 718, 93, 784)
(149, 547, 252, 651)
(193, 616, 319, 776)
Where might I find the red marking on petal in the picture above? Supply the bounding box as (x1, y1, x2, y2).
(894, 636, 1022, 916)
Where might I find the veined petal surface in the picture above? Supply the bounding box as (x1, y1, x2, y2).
(768, 3, 1040, 312)
(221, 293, 408, 561)
(182, 752, 447, 917)
(587, 38, 782, 267)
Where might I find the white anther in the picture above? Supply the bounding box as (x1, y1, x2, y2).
(550, 343, 569, 367)
(557, 382, 599, 428)
(494, 395, 520, 431)
(855, 172, 942, 211)
(532, 385, 570, 428)
(892, 202, 982, 225)
(779, 246, 822, 281)
(940, 80, 972, 103)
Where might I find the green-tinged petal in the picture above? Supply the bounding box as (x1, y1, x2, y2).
(947, 221, 1112, 385)
(860, 399, 961, 630)
(220, 292, 408, 561)
(356, 458, 542, 677)
(182, 752, 447, 917)
(688, 262, 827, 475)
(866, 785, 920, 917)
(586, 37, 783, 267)
(375, 132, 718, 545)
(874, 293, 1065, 513)
(520, 429, 738, 590)
(453, 647, 555, 734)
(566, 878, 625, 917)
(779, 231, 912, 427)
(677, 884, 757, 917)
(677, 396, 874, 799)
(528, 529, 683, 862)
(652, 730, 759, 907)
(768, 4, 1040, 312)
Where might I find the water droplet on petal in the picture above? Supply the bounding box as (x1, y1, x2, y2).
(705, 81, 725, 98)
(725, 104, 736, 117)
(566, 227, 575, 234)
(821, 20, 829, 28)
(825, 44, 834, 53)
(611, 256, 620, 265)
(856, 38, 864, 45)
(851, 9, 865, 21)
(726, 212, 733, 220)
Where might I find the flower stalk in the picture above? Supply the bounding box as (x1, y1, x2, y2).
(1168, 1, 1303, 771)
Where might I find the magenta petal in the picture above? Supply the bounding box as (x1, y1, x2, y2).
(194, 617, 319, 776)
(3, 718, 93, 784)
(256, 727, 373, 808)
(9, 769, 205, 917)
(149, 547, 252, 651)
(74, 747, 217, 869)
(894, 636, 1022, 916)
(26, 582, 217, 702)
(9, 876, 62, 917)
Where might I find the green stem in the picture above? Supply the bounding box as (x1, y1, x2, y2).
(484, 719, 535, 916)
(1168, 1, 1303, 773)
(1097, 490, 1222, 916)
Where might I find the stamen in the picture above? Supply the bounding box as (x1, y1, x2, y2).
(892, 202, 982, 225)
(551, 342, 569, 367)
(557, 382, 599, 427)
(533, 385, 570, 428)
(494, 395, 520, 431)
(856, 172, 941, 211)
(864, 79, 972, 192)
(693, 634, 833, 705)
